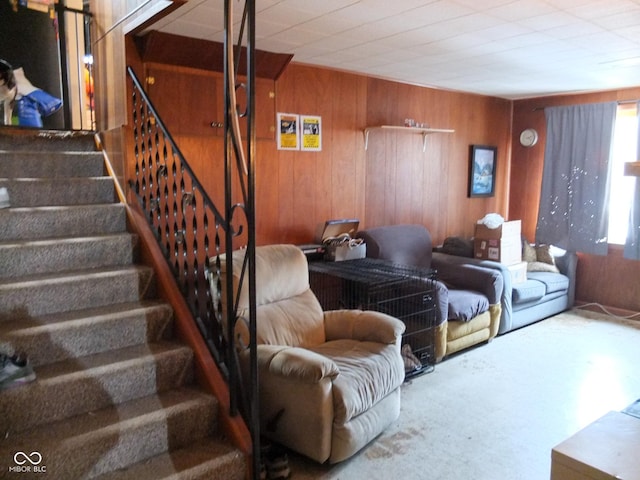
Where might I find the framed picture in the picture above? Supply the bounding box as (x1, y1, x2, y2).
(468, 145, 497, 197)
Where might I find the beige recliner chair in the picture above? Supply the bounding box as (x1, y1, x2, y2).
(220, 244, 405, 464)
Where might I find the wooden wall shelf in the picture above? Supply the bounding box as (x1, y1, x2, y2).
(363, 125, 455, 151)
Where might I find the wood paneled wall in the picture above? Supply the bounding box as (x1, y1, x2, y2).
(363, 78, 512, 242)
(510, 87, 640, 312)
(127, 60, 513, 248)
(267, 65, 513, 246)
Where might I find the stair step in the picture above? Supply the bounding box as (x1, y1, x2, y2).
(0, 388, 219, 478)
(0, 233, 136, 279)
(95, 438, 246, 480)
(0, 128, 246, 478)
(0, 177, 114, 207)
(0, 203, 127, 241)
(0, 341, 195, 434)
(0, 151, 104, 178)
(0, 129, 97, 152)
(0, 301, 174, 367)
(0, 266, 156, 319)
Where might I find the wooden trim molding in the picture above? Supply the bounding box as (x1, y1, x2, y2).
(135, 30, 293, 80)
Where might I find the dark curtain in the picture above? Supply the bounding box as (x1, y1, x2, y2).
(623, 101, 640, 260)
(536, 102, 617, 255)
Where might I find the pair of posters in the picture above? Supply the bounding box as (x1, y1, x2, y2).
(277, 113, 321, 151)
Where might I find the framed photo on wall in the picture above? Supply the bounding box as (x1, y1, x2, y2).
(468, 145, 497, 197)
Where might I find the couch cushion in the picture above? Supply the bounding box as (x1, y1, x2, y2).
(512, 280, 546, 304)
(527, 271, 569, 294)
(446, 289, 489, 322)
(312, 339, 404, 424)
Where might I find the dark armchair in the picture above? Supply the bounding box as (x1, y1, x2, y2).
(357, 224, 503, 360)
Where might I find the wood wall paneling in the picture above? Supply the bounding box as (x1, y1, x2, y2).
(576, 247, 640, 312)
(364, 79, 512, 244)
(274, 65, 368, 244)
(145, 64, 221, 137)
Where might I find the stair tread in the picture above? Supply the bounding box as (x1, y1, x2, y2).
(0, 202, 124, 213)
(0, 175, 108, 181)
(0, 203, 127, 242)
(0, 232, 133, 248)
(95, 438, 245, 480)
(33, 340, 191, 381)
(0, 264, 151, 286)
(0, 300, 171, 331)
(0, 386, 216, 448)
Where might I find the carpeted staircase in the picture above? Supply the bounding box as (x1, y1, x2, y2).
(0, 130, 246, 479)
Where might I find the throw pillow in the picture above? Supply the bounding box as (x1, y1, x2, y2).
(535, 244, 556, 265)
(522, 239, 560, 272)
(522, 241, 537, 263)
(527, 261, 560, 273)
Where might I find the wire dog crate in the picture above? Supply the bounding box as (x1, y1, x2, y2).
(308, 258, 437, 379)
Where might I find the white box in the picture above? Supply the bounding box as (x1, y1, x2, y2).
(473, 236, 522, 265)
(326, 243, 366, 262)
(474, 220, 521, 240)
(507, 261, 527, 284)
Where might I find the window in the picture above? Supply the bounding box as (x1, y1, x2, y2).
(607, 104, 638, 245)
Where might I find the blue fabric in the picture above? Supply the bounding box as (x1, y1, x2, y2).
(447, 289, 489, 322)
(527, 272, 569, 294)
(29, 89, 62, 117)
(16, 96, 42, 127)
(16, 90, 62, 127)
(512, 280, 545, 304)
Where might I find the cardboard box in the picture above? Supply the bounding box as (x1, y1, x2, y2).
(326, 242, 366, 262)
(473, 236, 522, 265)
(474, 220, 521, 240)
(507, 261, 527, 284)
(551, 411, 640, 480)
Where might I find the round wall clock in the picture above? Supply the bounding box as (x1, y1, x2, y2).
(519, 128, 538, 147)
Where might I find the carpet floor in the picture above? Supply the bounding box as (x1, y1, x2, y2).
(287, 308, 640, 480)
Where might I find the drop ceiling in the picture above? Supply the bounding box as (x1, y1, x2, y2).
(147, 0, 640, 100)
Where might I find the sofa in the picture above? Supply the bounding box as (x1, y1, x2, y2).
(434, 236, 578, 334)
(356, 225, 503, 361)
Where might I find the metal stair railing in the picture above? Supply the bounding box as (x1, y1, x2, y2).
(125, 2, 259, 476)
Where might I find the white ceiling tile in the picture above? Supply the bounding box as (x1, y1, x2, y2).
(153, 0, 640, 99)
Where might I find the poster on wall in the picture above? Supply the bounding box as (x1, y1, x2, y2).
(301, 115, 322, 151)
(277, 113, 300, 150)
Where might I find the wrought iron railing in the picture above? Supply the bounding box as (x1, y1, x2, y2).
(127, 1, 259, 476)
